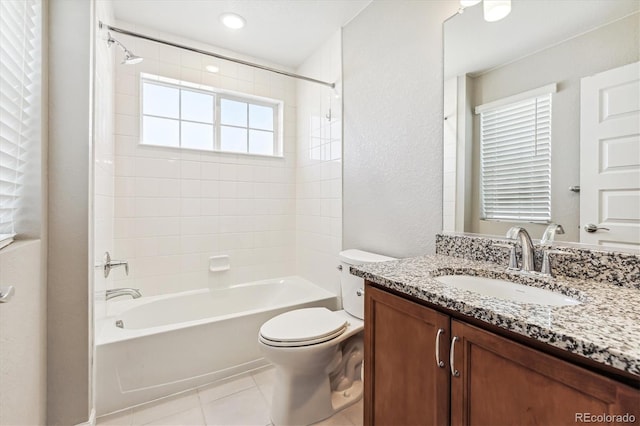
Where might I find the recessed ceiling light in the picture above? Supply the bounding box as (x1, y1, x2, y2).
(220, 12, 246, 30)
(205, 65, 220, 73)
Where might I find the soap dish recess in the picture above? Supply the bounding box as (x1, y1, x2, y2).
(209, 255, 230, 272)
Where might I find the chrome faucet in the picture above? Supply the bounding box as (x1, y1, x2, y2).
(540, 223, 565, 246)
(506, 227, 536, 272)
(106, 288, 142, 300)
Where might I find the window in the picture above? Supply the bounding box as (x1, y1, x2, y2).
(140, 74, 280, 156)
(0, 0, 42, 248)
(477, 86, 553, 223)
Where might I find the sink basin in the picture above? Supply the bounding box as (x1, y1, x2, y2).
(434, 275, 581, 306)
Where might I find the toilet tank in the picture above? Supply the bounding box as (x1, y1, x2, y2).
(339, 249, 396, 320)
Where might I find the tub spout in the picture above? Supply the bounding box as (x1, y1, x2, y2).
(106, 288, 142, 300)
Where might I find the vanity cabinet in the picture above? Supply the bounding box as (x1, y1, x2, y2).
(364, 284, 639, 426)
(364, 283, 450, 425)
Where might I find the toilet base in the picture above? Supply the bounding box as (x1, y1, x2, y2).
(268, 333, 364, 426)
(270, 368, 363, 426)
(259, 312, 365, 426)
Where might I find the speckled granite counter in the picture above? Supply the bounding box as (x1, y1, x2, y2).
(351, 254, 640, 378)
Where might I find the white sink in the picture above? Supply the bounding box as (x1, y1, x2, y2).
(434, 275, 581, 306)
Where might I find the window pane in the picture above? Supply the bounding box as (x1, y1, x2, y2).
(142, 82, 179, 118)
(220, 126, 247, 153)
(181, 122, 213, 150)
(249, 130, 274, 155)
(249, 104, 274, 131)
(181, 89, 214, 123)
(142, 116, 179, 147)
(221, 99, 247, 127)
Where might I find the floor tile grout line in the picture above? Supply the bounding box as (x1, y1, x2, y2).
(198, 399, 207, 426)
(197, 381, 260, 407)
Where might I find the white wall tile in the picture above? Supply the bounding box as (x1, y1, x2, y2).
(112, 28, 299, 296)
(115, 113, 138, 136)
(295, 31, 343, 296)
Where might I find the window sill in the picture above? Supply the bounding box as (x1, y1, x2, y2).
(138, 142, 285, 159)
(0, 234, 16, 251)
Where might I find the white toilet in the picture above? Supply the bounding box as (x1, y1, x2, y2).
(258, 249, 395, 426)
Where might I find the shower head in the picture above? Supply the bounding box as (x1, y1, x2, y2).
(122, 51, 143, 65)
(106, 32, 143, 65)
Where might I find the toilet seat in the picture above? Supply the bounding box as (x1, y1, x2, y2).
(259, 307, 348, 347)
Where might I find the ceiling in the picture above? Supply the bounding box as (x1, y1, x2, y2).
(444, 0, 640, 78)
(111, 0, 371, 68)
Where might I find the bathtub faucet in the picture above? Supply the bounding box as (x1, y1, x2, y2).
(106, 288, 142, 300)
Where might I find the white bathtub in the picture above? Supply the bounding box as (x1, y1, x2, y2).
(95, 276, 338, 415)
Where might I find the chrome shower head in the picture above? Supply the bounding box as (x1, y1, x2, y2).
(106, 32, 143, 65)
(122, 51, 143, 65)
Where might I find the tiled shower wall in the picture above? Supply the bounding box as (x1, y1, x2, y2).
(111, 23, 297, 296)
(295, 31, 343, 297)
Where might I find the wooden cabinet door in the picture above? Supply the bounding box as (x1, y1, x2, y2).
(365, 284, 450, 426)
(450, 320, 640, 426)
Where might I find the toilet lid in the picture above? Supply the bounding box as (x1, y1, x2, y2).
(259, 308, 347, 346)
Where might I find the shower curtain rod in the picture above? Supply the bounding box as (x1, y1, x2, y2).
(99, 22, 336, 89)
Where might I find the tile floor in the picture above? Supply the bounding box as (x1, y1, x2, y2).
(96, 366, 364, 426)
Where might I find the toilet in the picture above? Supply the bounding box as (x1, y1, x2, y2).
(258, 249, 395, 426)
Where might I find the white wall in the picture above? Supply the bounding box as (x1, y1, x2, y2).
(48, 0, 93, 423)
(111, 23, 297, 296)
(0, 241, 46, 426)
(94, 0, 115, 324)
(469, 14, 639, 241)
(295, 30, 343, 296)
(342, 0, 459, 258)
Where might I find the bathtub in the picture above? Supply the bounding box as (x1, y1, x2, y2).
(95, 276, 338, 415)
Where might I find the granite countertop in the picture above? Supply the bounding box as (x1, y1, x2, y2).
(351, 254, 640, 377)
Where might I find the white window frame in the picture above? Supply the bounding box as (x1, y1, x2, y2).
(476, 84, 555, 224)
(139, 73, 282, 157)
(217, 93, 279, 155)
(140, 78, 215, 150)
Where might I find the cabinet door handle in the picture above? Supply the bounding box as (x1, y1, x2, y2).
(450, 336, 460, 377)
(435, 328, 445, 368)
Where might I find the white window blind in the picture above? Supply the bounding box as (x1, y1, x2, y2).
(0, 0, 41, 248)
(479, 93, 552, 223)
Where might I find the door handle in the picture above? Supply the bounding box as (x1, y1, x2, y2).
(0, 286, 15, 303)
(435, 328, 445, 368)
(584, 223, 610, 233)
(450, 336, 460, 377)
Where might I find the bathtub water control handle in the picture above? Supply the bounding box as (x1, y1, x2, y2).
(103, 251, 129, 278)
(337, 265, 343, 271)
(356, 288, 364, 297)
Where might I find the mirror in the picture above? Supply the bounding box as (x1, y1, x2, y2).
(442, 0, 639, 248)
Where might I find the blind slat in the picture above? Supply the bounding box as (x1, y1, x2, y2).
(0, 0, 41, 236)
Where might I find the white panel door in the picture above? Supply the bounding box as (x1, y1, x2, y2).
(580, 61, 640, 249)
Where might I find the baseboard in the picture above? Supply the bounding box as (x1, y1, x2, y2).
(74, 409, 96, 426)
